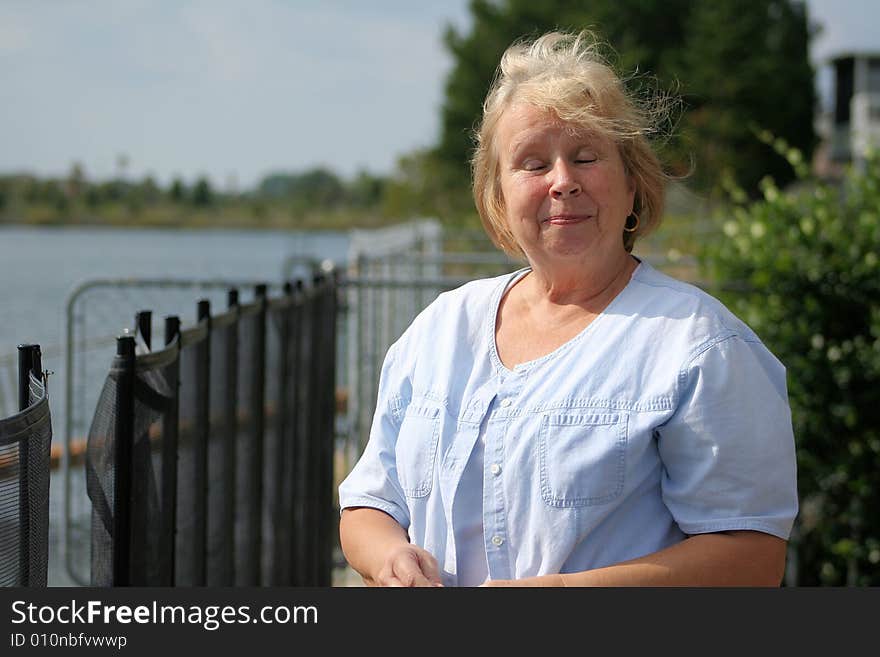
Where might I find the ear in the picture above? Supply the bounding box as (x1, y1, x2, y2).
(621, 152, 637, 204)
(627, 176, 637, 213)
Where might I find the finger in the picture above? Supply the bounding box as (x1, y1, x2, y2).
(376, 564, 400, 588)
(416, 551, 443, 586)
(376, 565, 405, 587)
(392, 550, 434, 586)
(393, 553, 435, 587)
(409, 574, 436, 587)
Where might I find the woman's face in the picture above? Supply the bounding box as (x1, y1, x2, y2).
(496, 102, 635, 268)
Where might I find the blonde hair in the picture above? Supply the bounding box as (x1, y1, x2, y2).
(472, 30, 670, 256)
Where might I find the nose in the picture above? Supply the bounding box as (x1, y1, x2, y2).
(549, 160, 581, 199)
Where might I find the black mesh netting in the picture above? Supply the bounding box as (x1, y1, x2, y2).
(176, 330, 207, 586)
(294, 292, 316, 585)
(86, 347, 177, 586)
(206, 315, 237, 586)
(0, 373, 52, 587)
(85, 282, 337, 587)
(262, 300, 297, 585)
(234, 304, 263, 586)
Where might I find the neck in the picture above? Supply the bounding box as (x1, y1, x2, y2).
(523, 252, 637, 308)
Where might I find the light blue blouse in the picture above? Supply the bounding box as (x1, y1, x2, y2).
(339, 260, 799, 586)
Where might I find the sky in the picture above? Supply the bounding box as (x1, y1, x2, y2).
(1, 0, 877, 191)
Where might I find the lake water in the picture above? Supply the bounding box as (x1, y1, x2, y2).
(0, 225, 350, 360)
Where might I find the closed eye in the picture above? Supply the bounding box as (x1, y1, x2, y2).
(574, 148, 599, 164)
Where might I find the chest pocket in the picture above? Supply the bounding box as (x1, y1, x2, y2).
(538, 412, 627, 507)
(395, 404, 441, 498)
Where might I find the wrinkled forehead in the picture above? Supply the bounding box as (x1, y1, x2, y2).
(494, 101, 616, 157)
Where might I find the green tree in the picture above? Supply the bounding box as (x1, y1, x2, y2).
(84, 185, 101, 209)
(169, 177, 187, 203)
(257, 168, 346, 209)
(66, 162, 86, 201)
(381, 149, 476, 224)
(192, 176, 214, 207)
(348, 170, 386, 209)
(433, 0, 814, 208)
(702, 146, 880, 585)
(138, 176, 161, 204)
(676, 0, 816, 193)
(98, 180, 126, 203)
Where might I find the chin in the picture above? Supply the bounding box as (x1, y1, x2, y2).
(543, 236, 596, 258)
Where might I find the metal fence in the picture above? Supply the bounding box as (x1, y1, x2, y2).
(86, 275, 338, 586)
(0, 344, 52, 587)
(62, 278, 296, 584)
(59, 220, 445, 585)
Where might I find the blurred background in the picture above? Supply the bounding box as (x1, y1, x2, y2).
(0, 0, 877, 586)
(3, 0, 876, 232)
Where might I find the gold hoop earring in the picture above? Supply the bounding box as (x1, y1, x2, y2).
(624, 212, 640, 233)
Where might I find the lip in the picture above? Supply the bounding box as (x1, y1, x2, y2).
(544, 214, 592, 225)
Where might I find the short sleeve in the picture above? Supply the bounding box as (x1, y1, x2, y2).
(338, 341, 411, 530)
(657, 335, 799, 540)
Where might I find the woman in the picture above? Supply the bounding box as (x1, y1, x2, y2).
(338, 31, 798, 587)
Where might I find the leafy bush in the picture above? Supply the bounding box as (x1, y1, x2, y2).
(701, 144, 880, 585)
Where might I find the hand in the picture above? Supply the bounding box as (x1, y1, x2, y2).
(374, 544, 444, 587)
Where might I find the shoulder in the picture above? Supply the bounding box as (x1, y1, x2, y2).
(625, 261, 788, 388)
(630, 261, 762, 349)
(433, 267, 526, 310)
(382, 267, 525, 379)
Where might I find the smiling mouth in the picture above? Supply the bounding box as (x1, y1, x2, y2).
(544, 214, 592, 225)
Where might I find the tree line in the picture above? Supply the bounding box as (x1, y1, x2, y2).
(0, 166, 390, 228)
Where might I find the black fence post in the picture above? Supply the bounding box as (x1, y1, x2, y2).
(17, 343, 39, 412)
(270, 282, 293, 585)
(31, 347, 43, 392)
(313, 273, 337, 586)
(136, 310, 152, 350)
(113, 334, 136, 586)
(299, 280, 318, 586)
(313, 277, 327, 586)
(308, 274, 326, 586)
(290, 280, 306, 586)
(16, 343, 40, 586)
(222, 289, 239, 586)
(252, 283, 268, 585)
(320, 272, 339, 586)
(194, 299, 211, 586)
(161, 316, 181, 587)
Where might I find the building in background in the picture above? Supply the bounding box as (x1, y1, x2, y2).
(814, 51, 880, 177)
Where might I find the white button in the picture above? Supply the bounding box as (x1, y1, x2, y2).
(490, 463, 501, 476)
(500, 398, 512, 407)
(491, 535, 504, 547)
